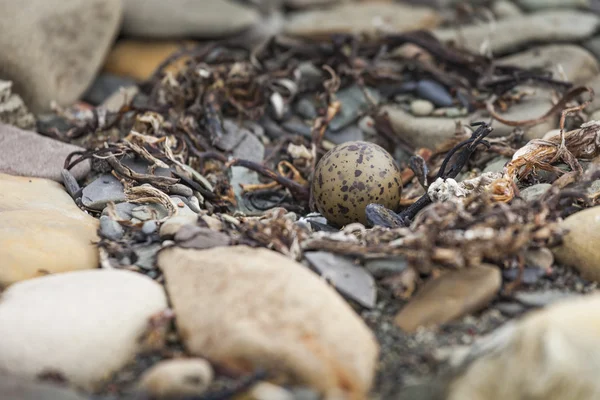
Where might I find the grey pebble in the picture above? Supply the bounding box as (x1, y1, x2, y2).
(514, 290, 578, 308)
(81, 174, 126, 210)
(416, 80, 453, 107)
(364, 256, 408, 279)
(329, 85, 380, 131)
(142, 220, 158, 235)
(520, 183, 552, 202)
(99, 216, 124, 241)
(169, 183, 193, 197)
(61, 169, 80, 198)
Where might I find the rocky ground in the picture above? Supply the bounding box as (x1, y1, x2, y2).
(3, 1, 600, 400)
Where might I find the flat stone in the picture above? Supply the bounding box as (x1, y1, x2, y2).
(0, 174, 99, 287)
(492, 0, 523, 18)
(0, 0, 122, 112)
(121, 0, 260, 39)
(515, 0, 590, 10)
(498, 45, 599, 85)
(363, 257, 409, 279)
(520, 183, 552, 202)
(103, 39, 198, 81)
(553, 207, 600, 282)
(434, 10, 599, 55)
(158, 246, 378, 399)
(81, 174, 126, 210)
(139, 358, 213, 398)
(304, 251, 377, 308)
(0, 374, 89, 400)
(285, 2, 441, 38)
(395, 264, 502, 333)
(514, 290, 578, 308)
(220, 120, 266, 163)
(173, 226, 231, 250)
(0, 124, 91, 182)
(0, 270, 167, 390)
(447, 294, 600, 400)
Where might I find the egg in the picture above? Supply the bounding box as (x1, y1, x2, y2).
(312, 141, 402, 226)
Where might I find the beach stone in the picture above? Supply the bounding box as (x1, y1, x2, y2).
(520, 183, 552, 202)
(0, 374, 89, 400)
(416, 80, 454, 107)
(483, 156, 511, 174)
(0, 174, 99, 287)
(0, 270, 167, 390)
(395, 264, 501, 333)
(83, 73, 137, 106)
(101, 85, 140, 112)
(0, 124, 91, 182)
(411, 100, 435, 117)
(447, 294, 600, 400)
(492, 0, 523, 18)
(498, 45, 599, 85)
(121, 0, 260, 39)
(553, 206, 600, 282)
(434, 10, 599, 55)
(0, 0, 122, 112)
(285, 2, 441, 38)
(103, 40, 198, 81)
(250, 382, 295, 400)
(99, 215, 124, 241)
(138, 358, 213, 399)
(158, 246, 378, 399)
(0, 80, 35, 130)
(81, 174, 127, 211)
(515, 0, 590, 10)
(513, 290, 577, 309)
(524, 247, 554, 270)
(329, 85, 381, 132)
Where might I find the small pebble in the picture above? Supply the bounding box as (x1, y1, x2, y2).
(169, 183, 193, 197)
(138, 358, 213, 399)
(520, 183, 552, 202)
(61, 169, 80, 198)
(410, 99, 434, 116)
(99, 215, 124, 241)
(142, 220, 158, 235)
(416, 79, 453, 107)
(250, 382, 295, 400)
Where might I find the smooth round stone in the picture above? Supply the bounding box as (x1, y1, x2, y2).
(138, 358, 213, 398)
(410, 99, 435, 116)
(142, 220, 158, 235)
(0, 0, 122, 112)
(0, 270, 167, 390)
(100, 215, 125, 240)
(0, 174, 99, 287)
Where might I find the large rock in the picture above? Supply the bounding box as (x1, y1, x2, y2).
(553, 206, 600, 282)
(0, 270, 167, 390)
(0, 0, 122, 112)
(285, 2, 441, 38)
(158, 246, 378, 399)
(0, 124, 90, 181)
(446, 294, 600, 400)
(0, 174, 99, 287)
(434, 10, 599, 55)
(121, 0, 261, 39)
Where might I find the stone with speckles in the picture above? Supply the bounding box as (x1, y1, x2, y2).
(312, 141, 402, 227)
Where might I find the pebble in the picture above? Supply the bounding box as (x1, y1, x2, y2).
(250, 382, 295, 400)
(99, 215, 125, 240)
(101, 85, 140, 112)
(492, 0, 523, 18)
(410, 99, 435, 117)
(520, 183, 552, 202)
(358, 115, 377, 136)
(0, 374, 89, 400)
(221, 119, 266, 163)
(482, 156, 510, 174)
(434, 10, 599, 55)
(102, 201, 137, 220)
(142, 220, 158, 235)
(515, 0, 589, 10)
(83, 73, 137, 106)
(329, 85, 381, 132)
(416, 80, 453, 107)
(0, 174, 99, 287)
(498, 45, 599, 85)
(121, 0, 260, 38)
(285, 2, 441, 38)
(447, 294, 600, 400)
(103, 39, 198, 81)
(502, 267, 547, 285)
(514, 290, 578, 308)
(325, 125, 365, 145)
(0, 80, 36, 130)
(304, 251, 377, 309)
(0, 124, 91, 182)
(395, 264, 501, 333)
(169, 183, 193, 198)
(157, 246, 378, 399)
(159, 215, 198, 238)
(364, 256, 409, 279)
(553, 206, 600, 282)
(81, 173, 126, 210)
(0, 270, 167, 389)
(524, 247, 554, 270)
(173, 225, 231, 250)
(295, 97, 318, 119)
(133, 243, 162, 270)
(138, 358, 213, 399)
(0, 0, 122, 112)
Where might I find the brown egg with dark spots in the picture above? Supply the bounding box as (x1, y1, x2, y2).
(312, 141, 402, 226)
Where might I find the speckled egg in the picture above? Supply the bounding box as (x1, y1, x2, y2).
(312, 141, 402, 226)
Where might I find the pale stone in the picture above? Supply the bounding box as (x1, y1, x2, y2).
(285, 2, 441, 38)
(0, 174, 99, 287)
(138, 358, 213, 398)
(0, 270, 168, 390)
(0, 0, 122, 112)
(158, 246, 378, 399)
(122, 0, 260, 38)
(448, 294, 600, 400)
(553, 206, 600, 282)
(395, 265, 502, 333)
